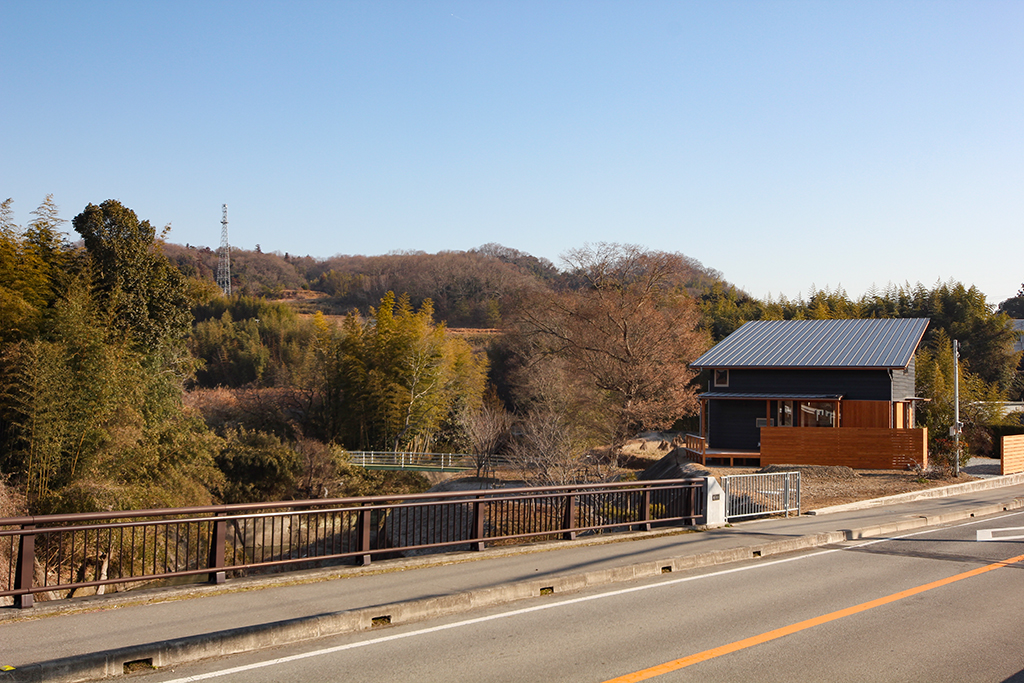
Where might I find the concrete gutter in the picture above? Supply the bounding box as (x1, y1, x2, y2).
(7, 496, 1024, 683)
(806, 472, 1024, 515)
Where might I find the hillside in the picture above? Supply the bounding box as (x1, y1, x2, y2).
(164, 242, 732, 328)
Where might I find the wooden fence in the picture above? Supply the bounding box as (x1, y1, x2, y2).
(760, 427, 928, 470)
(1002, 435, 1024, 475)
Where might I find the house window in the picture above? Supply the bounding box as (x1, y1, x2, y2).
(714, 369, 729, 387)
(777, 401, 794, 427)
(799, 402, 835, 428)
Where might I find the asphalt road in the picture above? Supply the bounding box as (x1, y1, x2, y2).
(128, 508, 1024, 683)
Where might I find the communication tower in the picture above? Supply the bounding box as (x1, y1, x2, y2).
(216, 204, 231, 296)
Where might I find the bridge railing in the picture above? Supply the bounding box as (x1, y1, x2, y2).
(0, 479, 705, 609)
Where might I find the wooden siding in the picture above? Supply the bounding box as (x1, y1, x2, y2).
(1002, 435, 1024, 475)
(891, 358, 915, 400)
(760, 427, 928, 470)
(841, 401, 892, 428)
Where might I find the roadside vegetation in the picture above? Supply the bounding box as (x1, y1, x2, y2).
(1, 195, 1021, 518)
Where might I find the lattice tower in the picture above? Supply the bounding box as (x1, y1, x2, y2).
(216, 204, 231, 296)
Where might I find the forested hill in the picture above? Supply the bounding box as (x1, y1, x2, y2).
(162, 242, 728, 328)
(165, 238, 1023, 393)
(2, 197, 1022, 521)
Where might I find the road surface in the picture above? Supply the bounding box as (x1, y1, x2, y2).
(132, 509, 1024, 682)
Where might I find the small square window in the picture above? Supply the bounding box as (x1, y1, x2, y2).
(714, 369, 729, 387)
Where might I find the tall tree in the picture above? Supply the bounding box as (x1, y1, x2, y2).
(73, 200, 192, 352)
(998, 284, 1024, 319)
(915, 330, 1009, 461)
(0, 197, 72, 342)
(1, 280, 223, 511)
(509, 243, 709, 445)
(324, 292, 488, 451)
(458, 387, 513, 477)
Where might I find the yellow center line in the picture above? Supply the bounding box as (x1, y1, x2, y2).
(604, 552, 1024, 683)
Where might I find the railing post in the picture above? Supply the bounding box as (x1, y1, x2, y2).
(207, 514, 226, 584)
(701, 478, 726, 528)
(563, 492, 577, 541)
(358, 505, 372, 566)
(14, 524, 35, 609)
(641, 488, 652, 532)
(784, 474, 791, 518)
(472, 497, 485, 551)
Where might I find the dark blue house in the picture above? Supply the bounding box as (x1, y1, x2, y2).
(688, 318, 930, 468)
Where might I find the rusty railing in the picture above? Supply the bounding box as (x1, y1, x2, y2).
(0, 479, 705, 609)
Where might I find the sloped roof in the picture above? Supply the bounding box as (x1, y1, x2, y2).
(691, 318, 929, 370)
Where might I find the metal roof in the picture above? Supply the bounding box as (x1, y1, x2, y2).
(698, 392, 842, 400)
(691, 318, 929, 370)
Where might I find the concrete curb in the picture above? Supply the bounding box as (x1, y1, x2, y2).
(7, 498, 1024, 683)
(806, 472, 1024, 515)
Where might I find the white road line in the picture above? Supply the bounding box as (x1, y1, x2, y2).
(977, 526, 1024, 541)
(158, 509, 1024, 683)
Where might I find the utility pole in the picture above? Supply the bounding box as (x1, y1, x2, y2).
(953, 339, 961, 477)
(216, 204, 231, 296)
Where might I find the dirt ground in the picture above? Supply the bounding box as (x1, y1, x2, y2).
(701, 464, 978, 511)
(615, 436, 994, 511)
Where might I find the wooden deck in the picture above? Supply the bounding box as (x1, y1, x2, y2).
(700, 449, 762, 467)
(684, 427, 928, 470)
(682, 435, 761, 467)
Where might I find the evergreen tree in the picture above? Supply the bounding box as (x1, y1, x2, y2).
(73, 200, 192, 352)
(324, 292, 487, 451)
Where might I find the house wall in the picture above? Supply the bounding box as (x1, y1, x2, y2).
(708, 399, 768, 450)
(725, 368, 895, 399)
(890, 357, 916, 400)
(706, 365, 919, 452)
(842, 401, 892, 428)
(760, 427, 928, 470)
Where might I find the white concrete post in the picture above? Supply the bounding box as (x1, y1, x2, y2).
(701, 477, 726, 528)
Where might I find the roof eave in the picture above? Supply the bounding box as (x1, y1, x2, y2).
(690, 364, 912, 371)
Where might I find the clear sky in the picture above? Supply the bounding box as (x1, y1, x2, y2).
(3, 1, 1021, 304)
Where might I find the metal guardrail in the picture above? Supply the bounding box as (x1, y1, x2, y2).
(0, 479, 705, 609)
(347, 451, 514, 471)
(720, 471, 800, 521)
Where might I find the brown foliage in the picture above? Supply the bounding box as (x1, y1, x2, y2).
(184, 386, 320, 439)
(509, 243, 710, 443)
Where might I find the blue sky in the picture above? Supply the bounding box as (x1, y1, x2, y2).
(3, 1, 1022, 304)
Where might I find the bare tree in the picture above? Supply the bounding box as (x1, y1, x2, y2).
(505, 355, 613, 484)
(459, 389, 513, 477)
(507, 406, 596, 486)
(509, 243, 709, 447)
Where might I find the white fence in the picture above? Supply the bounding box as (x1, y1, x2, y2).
(347, 451, 513, 471)
(720, 471, 801, 521)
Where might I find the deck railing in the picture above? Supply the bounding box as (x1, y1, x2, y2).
(683, 433, 707, 464)
(0, 479, 705, 609)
